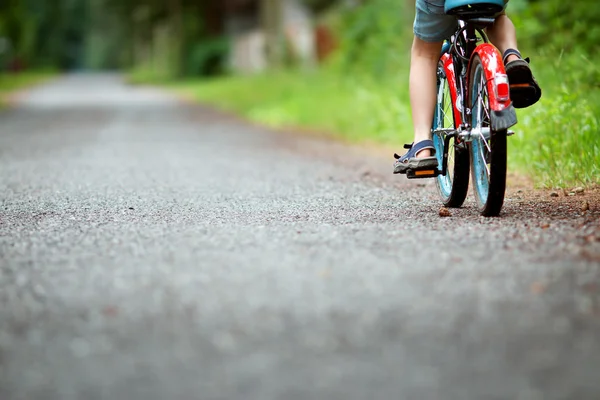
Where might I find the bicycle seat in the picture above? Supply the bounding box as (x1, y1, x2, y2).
(445, 0, 505, 18)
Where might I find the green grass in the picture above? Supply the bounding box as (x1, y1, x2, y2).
(508, 51, 600, 187)
(129, 66, 175, 86)
(170, 70, 414, 146)
(135, 55, 600, 188)
(509, 89, 600, 188)
(0, 70, 57, 108)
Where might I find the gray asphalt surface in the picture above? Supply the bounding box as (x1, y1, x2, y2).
(1, 74, 599, 400)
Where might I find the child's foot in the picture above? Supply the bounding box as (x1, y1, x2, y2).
(393, 140, 438, 174)
(503, 49, 542, 109)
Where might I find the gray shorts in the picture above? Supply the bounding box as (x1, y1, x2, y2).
(414, 0, 508, 43)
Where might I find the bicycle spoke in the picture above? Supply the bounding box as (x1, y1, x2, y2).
(482, 134, 492, 154)
(481, 78, 491, 123)
(478, 142, 490, 176)
(470, 68, 491, 187)
(475, 77, 492, 160)
(443, 99, 451, 126)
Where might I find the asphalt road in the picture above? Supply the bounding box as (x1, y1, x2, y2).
(1, 74, 599, 400)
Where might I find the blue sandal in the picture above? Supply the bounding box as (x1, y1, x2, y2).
(393, 140, 438, 175)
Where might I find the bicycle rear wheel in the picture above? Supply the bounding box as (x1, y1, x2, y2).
(433, 62, 470, 207)
(468, 55, 507, 217)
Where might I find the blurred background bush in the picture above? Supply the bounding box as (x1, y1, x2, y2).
(0, 0, 598, 187)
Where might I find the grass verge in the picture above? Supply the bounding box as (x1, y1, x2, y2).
(0, 71, 57, 108)
(170, 70, 413, 146)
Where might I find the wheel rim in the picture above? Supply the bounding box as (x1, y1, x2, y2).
(470, 63, 492, 206)
(433, 69, 455, 200)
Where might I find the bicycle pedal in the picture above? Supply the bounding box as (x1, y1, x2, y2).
(407, 169, 439, 179)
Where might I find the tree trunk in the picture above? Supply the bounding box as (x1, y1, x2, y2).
(169, 0, 183, 77)
(260, 0, 284, 68)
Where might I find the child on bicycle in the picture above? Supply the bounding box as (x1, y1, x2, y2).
(393, 0, 541, 174)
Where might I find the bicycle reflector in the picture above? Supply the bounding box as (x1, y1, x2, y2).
(495, 74, 510, 101)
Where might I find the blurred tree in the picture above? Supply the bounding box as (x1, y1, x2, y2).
(301, 0, 340, 13)
(0, 0, 90, 70)
(261, 0, 284, 67)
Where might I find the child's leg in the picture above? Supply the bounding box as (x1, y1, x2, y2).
(487, 13, 542, 108)
(394, 0, 456, 172)
(486, 14, 519, 63)
(409, 37, 443, 158)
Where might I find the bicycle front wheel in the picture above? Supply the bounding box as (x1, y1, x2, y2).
(433, 62, 470, 208)
(468, 55, 507, 217)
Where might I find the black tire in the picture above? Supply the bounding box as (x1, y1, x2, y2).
(433, 62, 470, 208)
(468, 55, 507, 217)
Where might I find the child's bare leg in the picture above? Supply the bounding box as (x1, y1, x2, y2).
(486, 14, 519, 63)
(486, 13, 541, 108)
(409, 37, 443, 158)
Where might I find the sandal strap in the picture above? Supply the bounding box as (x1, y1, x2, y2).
(503, 48, 526, 65)
(411, 140, 436, 157)
(395, 140, 436, 162)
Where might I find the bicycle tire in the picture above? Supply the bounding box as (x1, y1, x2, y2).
(433, 62, 470, 208)
(468, 55, 507, 217)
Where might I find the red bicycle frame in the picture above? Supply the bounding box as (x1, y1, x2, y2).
(440, 52, 462, 127)
(441, 20, 517, 133)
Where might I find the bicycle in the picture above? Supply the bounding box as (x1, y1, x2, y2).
(406, 0, 518, 217)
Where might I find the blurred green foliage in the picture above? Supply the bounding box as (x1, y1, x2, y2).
(513, 0, 600, 55)
(324, 0, 410, 77)
(0, 0, 231, 78)
(506, 0, 600, 186)
(0, 0, 88, 70)
(330, 0, 413, 77)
